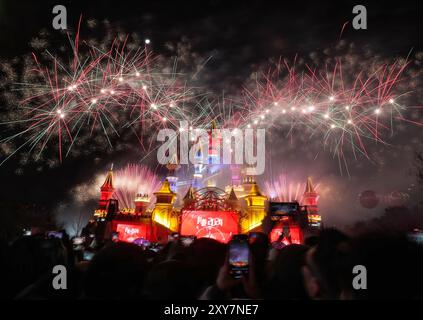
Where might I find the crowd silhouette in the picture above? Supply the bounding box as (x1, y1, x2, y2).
(1, 228, 423, 300)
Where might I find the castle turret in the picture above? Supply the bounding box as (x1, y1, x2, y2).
(241, 182, 267, 233)
(134, 193, 150, 215)
(193, 145, 204, 189)
(226, 187, 240, 211)
(166, 154, 180, 193)
(302, 177, 321, 227)
(242, 165, 257, 193)
(208, 120, 221, 163)
(94, 165, 115, 218)
(303, 177, 318, 206)
(183, 185, 196, 209)
(152, 179, 178, 231)
(204, 120, 222, 188)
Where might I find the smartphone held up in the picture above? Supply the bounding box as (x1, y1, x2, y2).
(228, 234, 250, 279)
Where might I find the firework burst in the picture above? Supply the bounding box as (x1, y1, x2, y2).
(112, 163, 161, 210)
(237, 58, 416, 160)
(263, 174, 320, 202)
(0, 23, 200, 167)
(1, 21, 421, 174)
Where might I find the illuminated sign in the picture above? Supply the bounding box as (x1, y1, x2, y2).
(181, 210, 239, 243)
(115, 223, 149, 243)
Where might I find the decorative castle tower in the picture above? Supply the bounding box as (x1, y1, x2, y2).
(240, 182, 267, 233)
(302, 177, 321, 227)
(193, 145, 205, 189)
(192, 121, 223, 189)
(166, 154, 180, 193)
(242, 165, 257, 194)
(152, 179, 178, 231)
(226, 187, 241, 212)
(134, 193, 150, 216)
(303, 177, 318, 213)
(182, 185, 196, 209)
(206, 121, 223, 188)
(207, 121, 221, 161)
(94, 164, 115, 218)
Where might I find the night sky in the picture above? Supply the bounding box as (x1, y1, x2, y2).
(0, 0, 422, 230)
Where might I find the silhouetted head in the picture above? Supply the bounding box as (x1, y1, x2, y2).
(83, 242, 148, 299)
(144, 259, 198, 299)
(188, 238, 227, 287)
(265, 244, 309, 300)
(302, 228, 350, 299)
(249, 232, 270, 282)
(348, 232, 423, 299)
(5, 235, 68, 298)
(304, 235, 319, 247)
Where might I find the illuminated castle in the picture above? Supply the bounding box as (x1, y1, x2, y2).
(92, 124, 321, 243)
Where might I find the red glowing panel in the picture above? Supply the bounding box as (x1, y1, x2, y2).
(270, 223, 303, 244)
(270, 226, 284, 243)
(181, 210, 239, 243)
(289, 226, 302, 244)
(115, 223, 149, 243)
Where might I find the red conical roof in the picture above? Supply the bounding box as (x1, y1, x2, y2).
(227, 187, 238, 201)
(101, 165, 114, 190)
(305, 177, 316, 194)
